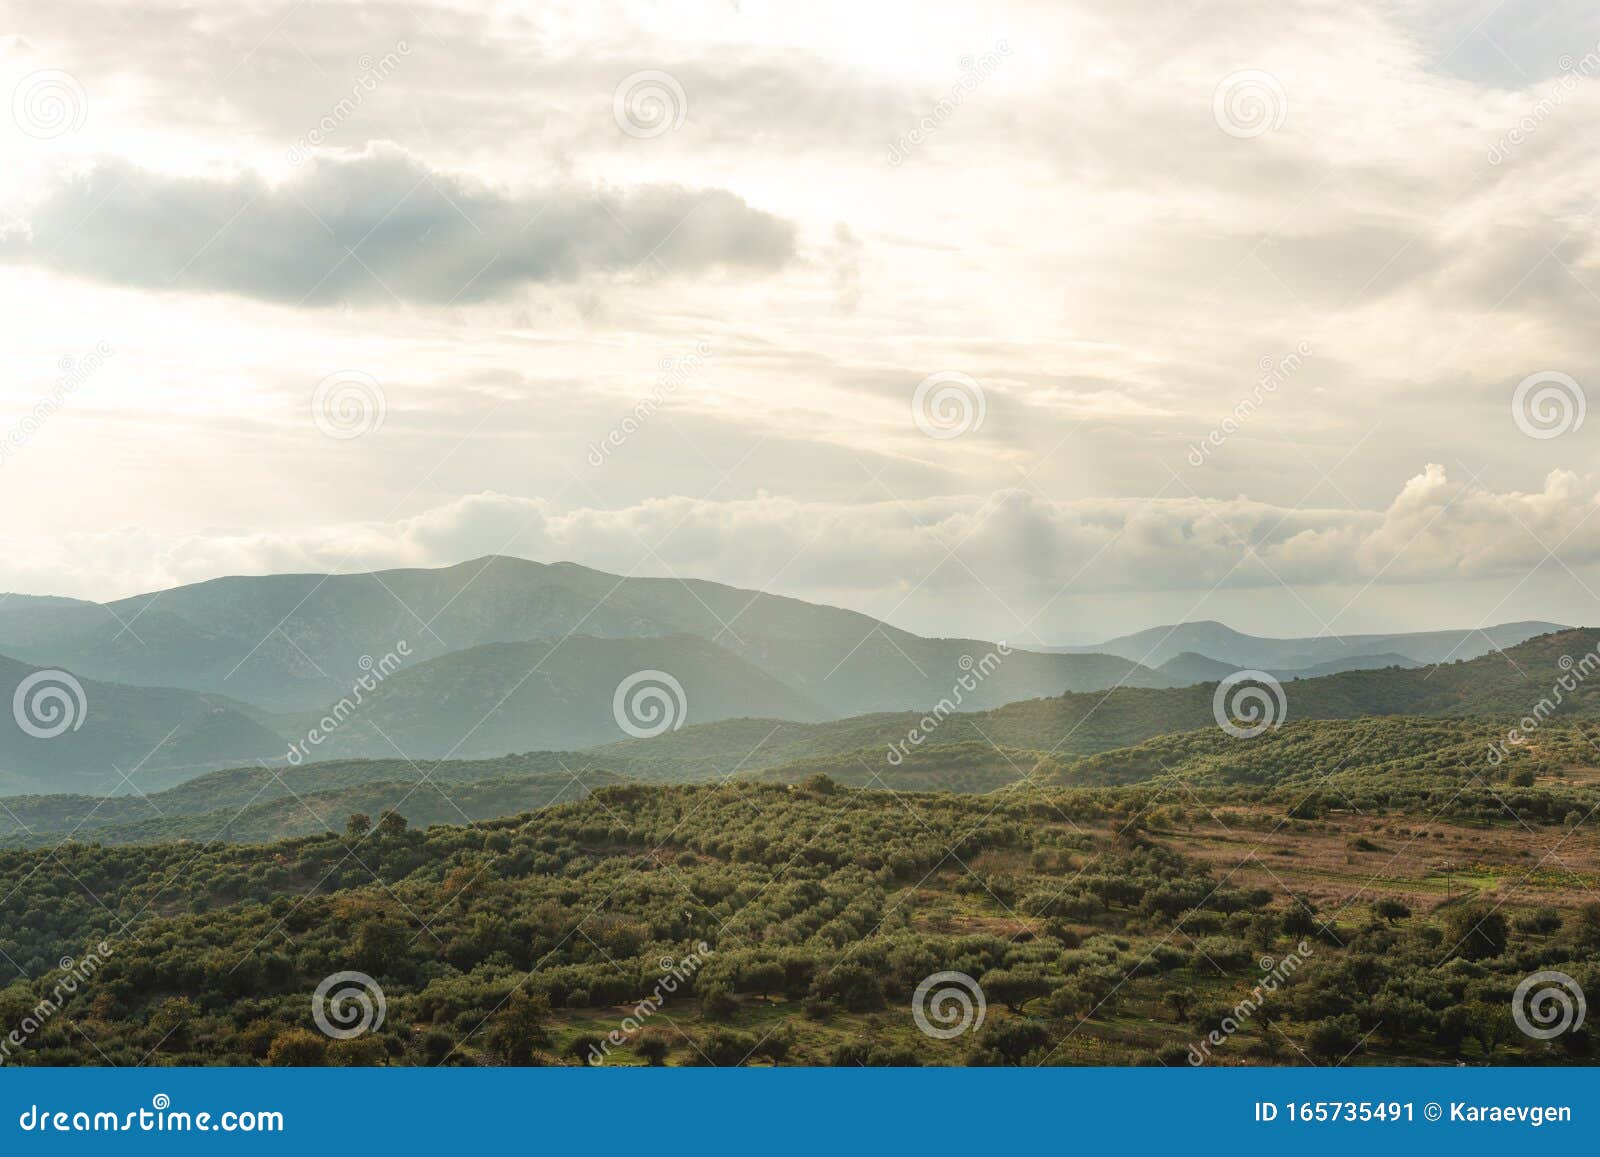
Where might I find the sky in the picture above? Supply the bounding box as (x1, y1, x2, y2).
(2, 0, 1600, 646)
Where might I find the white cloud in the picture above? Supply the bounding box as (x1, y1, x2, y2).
(0, 147, 796, 303)
(6, 466, 1595, 642)
(4, 0, 1600, 638)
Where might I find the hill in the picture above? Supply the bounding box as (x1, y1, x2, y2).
(1064, 619, 1563, 669)
(3, 726, 1598, 1067)
(1157, 650, 1422, 684)
(294, 635, 832, 760)
(0, 557, 1174, 717)
(6, 625, 1595, 837)
(0, 653, 286, 795)
(0, 754, 626, 845)
(0, 768, 623, 849)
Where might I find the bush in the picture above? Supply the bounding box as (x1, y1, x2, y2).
(265, 1028, 327, 1066)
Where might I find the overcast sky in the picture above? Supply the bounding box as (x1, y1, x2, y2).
(2, 0, 1600, 645)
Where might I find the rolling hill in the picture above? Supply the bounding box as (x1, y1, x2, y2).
(0, 766, 624, 849)
(1156, 650, 1422, 684)
(0, 557, 1176, 717)
(291, 634, 833, 760)
(7, 625, 1593, 845)
(0, 653, 286, 795)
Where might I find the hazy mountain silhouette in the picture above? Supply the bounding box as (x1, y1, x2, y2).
(0, 557, 1176, 716)
(1057, 619, 1561, 670)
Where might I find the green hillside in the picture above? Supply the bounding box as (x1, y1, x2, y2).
(0, 769, 623, 849)
(3, 720, 1598, 1067)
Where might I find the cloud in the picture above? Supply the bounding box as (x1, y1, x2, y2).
(7, 466, 1597, 617)
(0, 147, 797, 305)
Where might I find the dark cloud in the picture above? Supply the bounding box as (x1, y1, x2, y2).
(0, 147, 796, 305)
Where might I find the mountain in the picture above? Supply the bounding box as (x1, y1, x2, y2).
(0, 557, 1173, 717)
(0, 652, 287, 795)
(550, 625, 1600, 773)
(1155, 652, 1238, 683)
(1061, 619, 1564, 670)
(0, 593, 107, 647)
(1156, 650, 1422, 685)
(5, 625, 1595, 846)
(294, 634, 833, 760)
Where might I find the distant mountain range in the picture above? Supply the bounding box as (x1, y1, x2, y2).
(1056, 619, 1563, 670)
(0, 558, 1174, 716)
(6, 625, 1595, 846)
(0, 557, 1573, 794)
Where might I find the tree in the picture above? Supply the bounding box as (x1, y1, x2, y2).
(265, 1028, 328, 1066)
(1164, 988, 1196, 1023)
(149, 996, 196, 1049)
(1373, 899, 1410, 924)
(568, 1034, 605, 1065)
(353, 919, 409, 976)
(1283, 903, 1319, 938)
(692, 1027, 761, 1066)
(634, 1032, 670, 1066)
(1466, 1001, 1509, 1058)
(982, 969, 1054, 1014)
(1436, 1005, 1472, 1052)
(327, 1036, 389, 1065)
(1044, 984, 1088, 1019)
(745, 961, 786, 1000)
(810, 962, 885, 1011)
(487, 990, 552, 1064)
(377, 810, 408, 836)
(1305, 1017, 1359, 1062)
(1442, 903, 1508, 961)
(972, 1019, 1052, 1065)
(700, 983, 738, 1021)
(345, 813, 372, 839)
